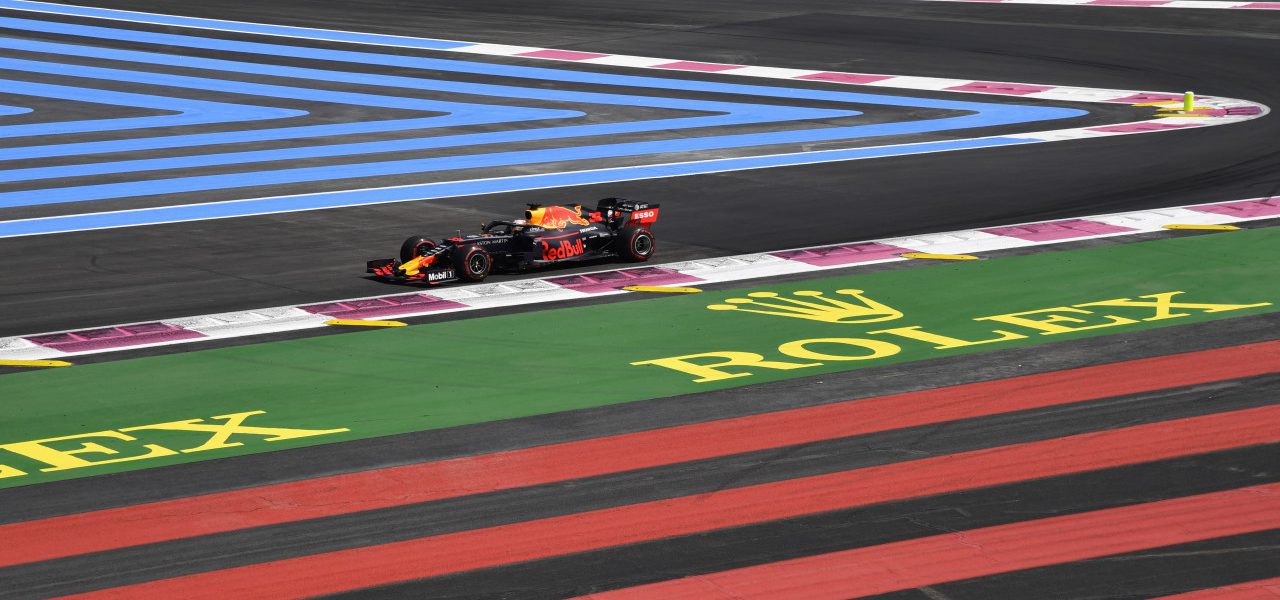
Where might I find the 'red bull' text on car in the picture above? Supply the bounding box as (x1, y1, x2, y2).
(367, 198, 659, 284)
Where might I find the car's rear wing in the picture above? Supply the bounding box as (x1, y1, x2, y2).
(597, 197, 659, 227)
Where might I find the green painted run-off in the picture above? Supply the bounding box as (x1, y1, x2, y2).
(1, 228, 1277, 488)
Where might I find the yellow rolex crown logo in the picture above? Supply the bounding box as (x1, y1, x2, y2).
(706, 289, 903, 323)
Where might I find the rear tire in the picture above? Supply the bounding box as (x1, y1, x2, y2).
(399, 236, 436, 263)
(452, 245, 492, 282)
(617, 226, 655, 262)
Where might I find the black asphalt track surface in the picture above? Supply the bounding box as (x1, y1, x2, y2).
(1, 0, 1278, 334)
(344, 447, 1280, 600)
(1, 2, 1278, 598)
(865, 529, 1280, 600)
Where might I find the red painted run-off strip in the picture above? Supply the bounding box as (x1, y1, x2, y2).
(67, 404, 1280, 599)
(576, 482, 1280, 600)
(1155, 577, 1280, 600)
(5, 341, 1278, 568)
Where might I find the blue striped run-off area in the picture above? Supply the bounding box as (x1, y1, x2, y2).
(0, 0, 1083, 236)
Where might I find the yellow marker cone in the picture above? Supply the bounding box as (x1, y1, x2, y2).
(899, 252, 979, 261)
(324, 319, 407, 327)
(0, 359, 72, 368)
(622, 285, 702, 294)
(1162, 224, 1241, 231)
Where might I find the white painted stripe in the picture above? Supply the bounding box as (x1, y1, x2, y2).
(169, 307, 327, 337)
(1025, 88, 1140, 102)
(0, 337, 59, 361)
(860, 76, 980, 90)
(720, 66, 821, 79)
(1164, 1, 1251, 7)
(576, 55, 673, 68)
(3, 196, 1274, 362)
(0, 346, 70, 360)
(1086, 207, 1241, 229)
(1006, 129, 1110, 141)
(451, 43, 544, 56)
(881, 230, 1038, 254)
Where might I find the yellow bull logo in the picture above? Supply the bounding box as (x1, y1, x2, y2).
(527, 205, 589, 229)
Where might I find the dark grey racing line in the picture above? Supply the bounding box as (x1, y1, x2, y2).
(863, 529, 1280, 600)
(329, 447, 1280, 600)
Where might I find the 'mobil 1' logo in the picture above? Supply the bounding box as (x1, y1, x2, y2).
(632, 287, 1271, 382)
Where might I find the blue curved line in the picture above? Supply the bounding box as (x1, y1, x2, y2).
(0, 114, 770, 183)
(0, 79, 305, 138)
(0, 105, 33, 115)
(0, 117, 548, 161)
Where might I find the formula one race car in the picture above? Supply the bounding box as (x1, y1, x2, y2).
(367, 198, 659, 284)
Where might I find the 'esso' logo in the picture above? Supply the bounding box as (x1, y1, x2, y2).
(632, 210, 656, 220)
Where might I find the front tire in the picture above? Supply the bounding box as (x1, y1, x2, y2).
(452, 245, 492, 282)
(399, 236, 436, 263)
(617, 226, 655, 262)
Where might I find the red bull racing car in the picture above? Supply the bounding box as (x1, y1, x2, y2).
(367, 198, 659, 284)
